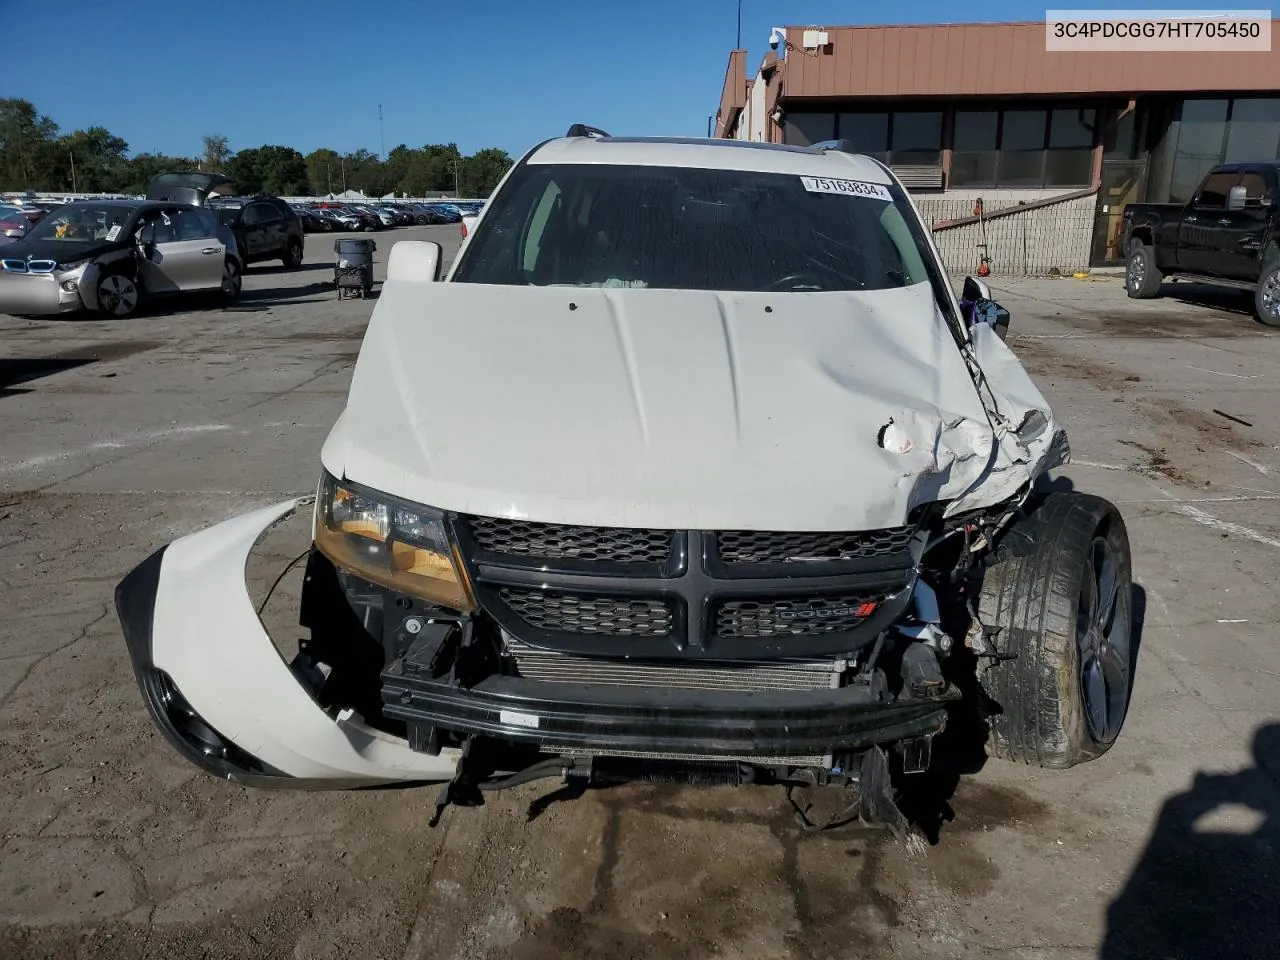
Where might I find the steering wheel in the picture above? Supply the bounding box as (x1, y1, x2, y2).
(765, 272, 827, 291)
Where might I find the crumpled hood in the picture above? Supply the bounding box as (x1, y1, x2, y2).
(322, 279, 1058, 530)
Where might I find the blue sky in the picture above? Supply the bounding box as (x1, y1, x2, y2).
(4, 0, 1186, 160)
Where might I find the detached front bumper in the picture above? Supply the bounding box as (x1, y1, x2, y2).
(114, 500, 460, 787)
(0, 270, 85, 314)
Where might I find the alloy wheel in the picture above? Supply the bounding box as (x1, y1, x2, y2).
(1127, 253, 1145, 292)
(99, 275, 138, 316)
(1261, 270, 1280, 321)
(1076, 536, 1131, 744)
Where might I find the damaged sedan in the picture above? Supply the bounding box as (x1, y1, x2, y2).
(115, 131, 1133, 832)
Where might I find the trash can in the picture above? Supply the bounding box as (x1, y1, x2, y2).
(334, 238, 376, 299)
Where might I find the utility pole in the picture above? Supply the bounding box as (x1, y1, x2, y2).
(341, 157, 347, 192)
(69, 149, 77, 194)
(326, 161, 332, 195)
(450, 158, 459, 197)
(378, 104, 385, 161)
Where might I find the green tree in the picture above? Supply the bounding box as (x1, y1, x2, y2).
(305, 147, 340, 195)
(56, 126, 129, 193)
(121, 153, 199, 195)
(458, 148, 513, 198)
(0, 98, 59, 190)
(201, 134, 231, 173)
(341, 149, 387, 196)
(226, 144, 308, 195)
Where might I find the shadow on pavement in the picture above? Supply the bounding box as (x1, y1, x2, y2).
(250, 261, 334, 275)
(1101, 723, 1280, 960)
(239, 281, 340, 306)
(1166, 282, 1257, 318)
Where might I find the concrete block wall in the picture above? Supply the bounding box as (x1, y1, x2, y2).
(912, 193, 1097, 277)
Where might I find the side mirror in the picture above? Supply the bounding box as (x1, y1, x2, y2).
(387, 239, 442, 282)
(961, 275, 992, 302)
(1227, 185, 1247, 212)
(973, 298, 1011, 341)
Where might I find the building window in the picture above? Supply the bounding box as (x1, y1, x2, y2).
(1156, 97, 1280, 203)
(952, 110, 998, 185)
(783, 112, 835, 147)
(1048, 108, 1096, 184)
(838, 112, 889, 162)
(1224, 98, 1280, 163)
(890, 112, 942, 165)
(1170, 99, 1229, 203)
(827, 110, 942, 166)
(952, 106, 1097, 188)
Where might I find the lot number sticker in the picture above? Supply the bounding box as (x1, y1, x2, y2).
(106, 225, 121, 241)
(800, 177, 892, 201)
(499, 709, 540, 729)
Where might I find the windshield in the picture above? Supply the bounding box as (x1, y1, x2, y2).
(25, 203, 138, 243)
(452, 163, 933, 292)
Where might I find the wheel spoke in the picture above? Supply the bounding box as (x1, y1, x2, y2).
(1100, 640, 1129, 687)
(1077, 563, 1097, 645)
(1095, 543, 1117, 633)
(1083, 657, 1108, 741)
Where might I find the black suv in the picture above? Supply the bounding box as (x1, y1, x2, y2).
(209, 196, 305, 269)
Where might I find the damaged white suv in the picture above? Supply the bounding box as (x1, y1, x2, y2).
(116, 131, 1133, 831)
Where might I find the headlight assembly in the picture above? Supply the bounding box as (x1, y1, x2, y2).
(313, 472, 475, 611)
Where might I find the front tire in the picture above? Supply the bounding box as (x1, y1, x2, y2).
(97, 272, 142, 318)
(222, 258, 242, 301)
(1125, 241, 1163, 299)
(977, 493, 1134, 769)
(282, 240, 303, 270)
(1254, 256, 1280, 327)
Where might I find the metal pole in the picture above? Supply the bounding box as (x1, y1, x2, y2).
(378, 104, 385, 160)
(69, 149, 77, 194)
(341, 158, 347, 192)
(736, 0, 742, 48)
(452, 159, 459, 197)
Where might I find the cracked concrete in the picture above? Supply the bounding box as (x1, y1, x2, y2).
(1, 245, 1278, 958)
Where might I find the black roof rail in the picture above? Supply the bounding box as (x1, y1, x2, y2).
(566, 123, 611, 139)
(810, 139, 857, 154)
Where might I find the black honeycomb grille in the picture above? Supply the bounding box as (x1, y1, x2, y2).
(499, 589, 674, 637)
(716, 528, 914, 564)
(468, 516, 672, 563)
(715, 595, 878, 638)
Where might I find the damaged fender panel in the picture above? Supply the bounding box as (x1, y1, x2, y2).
(872, 321, 1062, 520)
(944, 323, 1064, 516)
(120, 499, 459, 786)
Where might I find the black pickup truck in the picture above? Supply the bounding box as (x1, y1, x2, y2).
(1122, 161, 1280, 325)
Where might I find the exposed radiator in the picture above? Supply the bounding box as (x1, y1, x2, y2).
(502, 632, 843, 692)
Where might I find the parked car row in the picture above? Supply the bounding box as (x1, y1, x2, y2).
(0, 201, 59, 242)
(288, 200, 484, 233)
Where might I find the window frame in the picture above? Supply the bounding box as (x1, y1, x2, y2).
(950, 104, 1097, 189)
(1192, 170, 1242, 209)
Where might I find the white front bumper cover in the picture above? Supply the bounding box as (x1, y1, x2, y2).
(114, 498, 459, 788)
